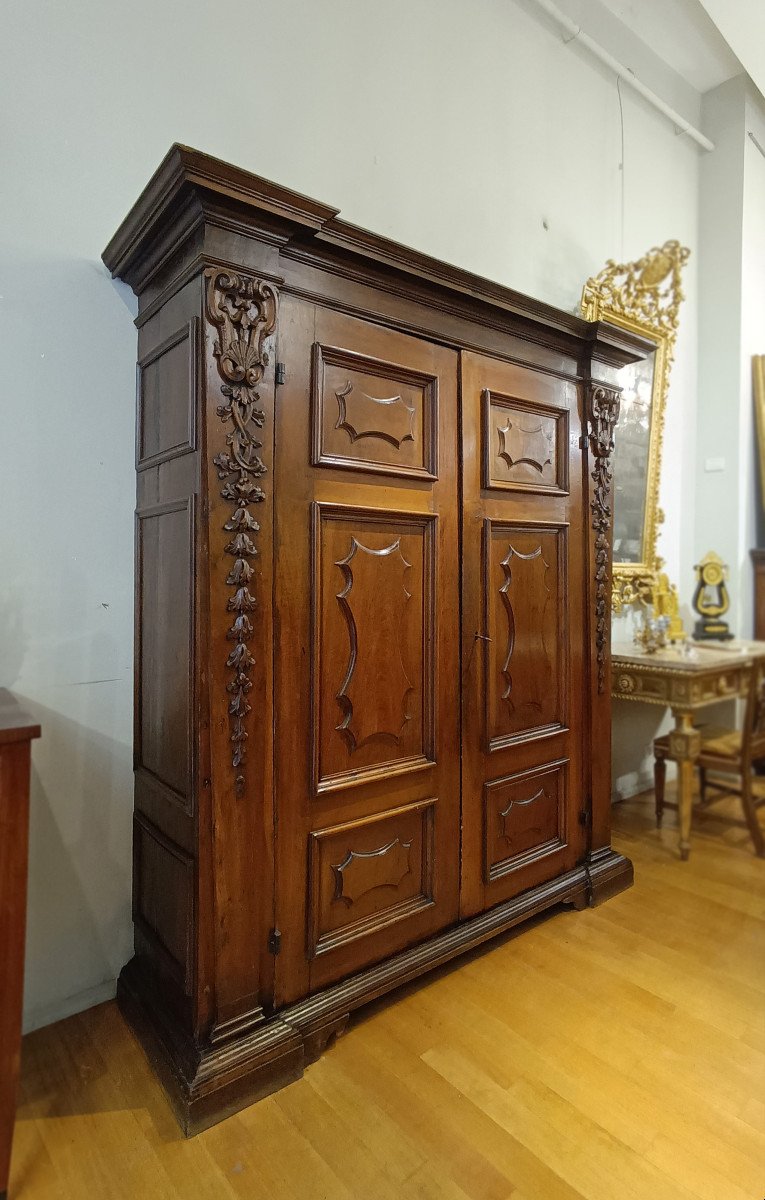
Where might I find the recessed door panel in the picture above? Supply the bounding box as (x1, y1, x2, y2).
(483, 759, 568, 883)
(484, 520, 567, 749)
(482, 389, 568, 495)
(308, 798, 435, 958)
(312, 343, 438, 479)
(312, 505, 436, 792)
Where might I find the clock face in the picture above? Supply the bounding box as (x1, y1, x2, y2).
(702, 563, 724, 586)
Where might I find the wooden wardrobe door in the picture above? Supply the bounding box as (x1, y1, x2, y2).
(460, 351, 588, 918)
(273, 299, 461, 1005)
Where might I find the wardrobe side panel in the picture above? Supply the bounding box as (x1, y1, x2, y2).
(134, 277, 203, 1021)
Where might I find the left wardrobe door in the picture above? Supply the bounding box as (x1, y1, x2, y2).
(272, 300, 461, 1005)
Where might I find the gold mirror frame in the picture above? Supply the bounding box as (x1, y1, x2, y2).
(581, 241, 690, 613)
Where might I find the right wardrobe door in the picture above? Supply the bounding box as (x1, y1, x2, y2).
(460, 351, 588, 919)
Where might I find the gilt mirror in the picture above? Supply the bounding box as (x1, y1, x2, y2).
(581, 241, 690, 612)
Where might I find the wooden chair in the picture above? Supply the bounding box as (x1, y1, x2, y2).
(653, 658, 765, 857)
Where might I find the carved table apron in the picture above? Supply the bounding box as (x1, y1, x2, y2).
(612, 641, 765, 859)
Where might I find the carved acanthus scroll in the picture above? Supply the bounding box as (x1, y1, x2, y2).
(205, 270, 278, 794)
(587, 383, 621, 694)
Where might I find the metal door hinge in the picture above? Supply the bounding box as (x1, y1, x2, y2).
(275, 362, 286, 385)
(268, 928, 282, 955)
(578, 809, 591, 828)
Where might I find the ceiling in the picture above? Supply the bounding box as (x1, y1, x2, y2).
(597, 0, 743, 93)
(696, 0, 765, 100)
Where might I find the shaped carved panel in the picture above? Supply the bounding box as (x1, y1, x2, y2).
(311, 343, 438, 479)
(482, 389, 568, 494)
(484, 761, 568, 883)
(484, 521, 567, 750)
(335, 537, 414, 751)
(333, 837, 413, 905)
(336, 380, 416, 448)
(313, 504, 436, 791)
(309, 799, 435, 957)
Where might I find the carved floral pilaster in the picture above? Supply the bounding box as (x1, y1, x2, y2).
(587, 383, 620, 694)
(205, 270, 278, 795)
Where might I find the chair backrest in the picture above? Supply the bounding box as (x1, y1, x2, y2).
(743, 656, 765, 764)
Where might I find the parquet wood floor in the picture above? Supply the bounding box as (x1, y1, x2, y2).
(9, 791, 765, 1199)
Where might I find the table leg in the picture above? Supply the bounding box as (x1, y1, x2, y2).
(669, 710, 701, 861)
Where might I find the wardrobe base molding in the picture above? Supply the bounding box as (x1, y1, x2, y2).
(118, 848, 632, 1135)
(586, 845, 634, 905)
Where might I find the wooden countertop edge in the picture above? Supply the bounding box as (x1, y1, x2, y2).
(612, 641, 765, 672)
(0, 689, 41, 745)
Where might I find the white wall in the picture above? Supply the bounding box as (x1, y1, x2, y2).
(741, 89, 765, 607)
(615, 77, 765, 803)
(1, 0, 703, 1029)
(695, 77, 765, 640)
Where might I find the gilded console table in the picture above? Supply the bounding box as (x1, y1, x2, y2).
(612, 641, 765, 859)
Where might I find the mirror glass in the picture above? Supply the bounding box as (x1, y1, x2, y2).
(612, 348, 656, 564)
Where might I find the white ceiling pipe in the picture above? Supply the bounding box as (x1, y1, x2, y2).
(529, 0, 715, 152)
(748, 130, 765, 160)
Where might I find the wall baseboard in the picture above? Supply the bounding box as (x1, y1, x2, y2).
(612, 766, 661, 803)
(23, 978, 118, 1035)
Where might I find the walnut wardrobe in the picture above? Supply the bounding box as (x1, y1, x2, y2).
(104, 146, 648, 1134)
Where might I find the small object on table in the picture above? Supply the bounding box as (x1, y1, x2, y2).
(0, 692, 40, 1200)
(651, 571, 686, 641)
(692, 550, 733, 640)
(633, 608, 670, 655)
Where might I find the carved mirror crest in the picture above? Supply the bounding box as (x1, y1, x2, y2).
(581, 240, 690, 613)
